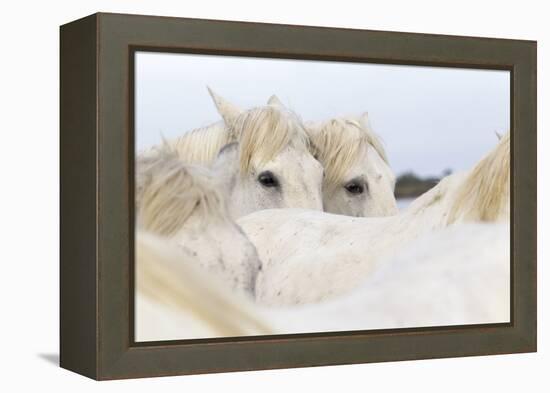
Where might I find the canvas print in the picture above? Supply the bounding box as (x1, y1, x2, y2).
(134, 52, 510, 342)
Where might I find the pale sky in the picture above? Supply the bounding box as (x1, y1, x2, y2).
(135, 51, 510, 177)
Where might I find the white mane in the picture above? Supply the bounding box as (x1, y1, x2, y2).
(447, 131, 510, 223)
(403, 131, 510, 226)
(170, 121, 230, 165)
(135, 146, 227, 236)
(157, 104, 310, 175)
(307, 117, 388, 190)
(230, 105, 310, 174)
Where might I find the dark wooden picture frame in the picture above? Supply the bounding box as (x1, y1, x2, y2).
(60, 12, 537, 380)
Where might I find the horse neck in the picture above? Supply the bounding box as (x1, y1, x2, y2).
(349, 174, 467, 264)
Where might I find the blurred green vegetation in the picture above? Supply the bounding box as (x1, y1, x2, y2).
(394, 169, 451, 198)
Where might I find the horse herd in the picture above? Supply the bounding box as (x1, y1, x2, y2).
(135, 88, 510, 341)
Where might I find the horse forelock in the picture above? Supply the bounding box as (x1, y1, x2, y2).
(363, 124, 389, 165)
(230, 105, 310, 174)
(159, 105, 309, 174)
(447, 132, 510, 224)
(309, 118, 389, 190)
(136, 146, 228, 236)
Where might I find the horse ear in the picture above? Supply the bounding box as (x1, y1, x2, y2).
(358, 112, 372, 130)
(267, 95, 285, 107)
(494, 131, 503, 141)
(207, 87, 242, 126)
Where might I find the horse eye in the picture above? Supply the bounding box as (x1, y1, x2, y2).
(345, 182, 364, 195)
(258, 171, 279, 188)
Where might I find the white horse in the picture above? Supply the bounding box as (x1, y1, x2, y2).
(306, 113, 398, 217)
(238, 132, 510, 306)
(140, 89, 324, 219)
(135, 150, 276, 341)
(136, 149, 261, 295)
(135, 222, 508, 341)
(267, 222, 510, 332)
(135, 232, 274, 341)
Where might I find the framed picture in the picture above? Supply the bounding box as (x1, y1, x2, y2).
(60, 12, 537, 380)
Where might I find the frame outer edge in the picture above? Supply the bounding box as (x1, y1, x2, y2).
(80, 13, 537, 379)
(516, 41, 537, 351)
(59, 13, 100, 380)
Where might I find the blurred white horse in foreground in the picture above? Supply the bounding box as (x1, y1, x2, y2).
(135, 150, 274, 341)
(140, 89, 324, 219)
(135, 222, 509, 341)
(238, 132, 510, 305)
(306, 113, 398, 217)
(136, 233, 273, 341)
(135, 150, 263, 290)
